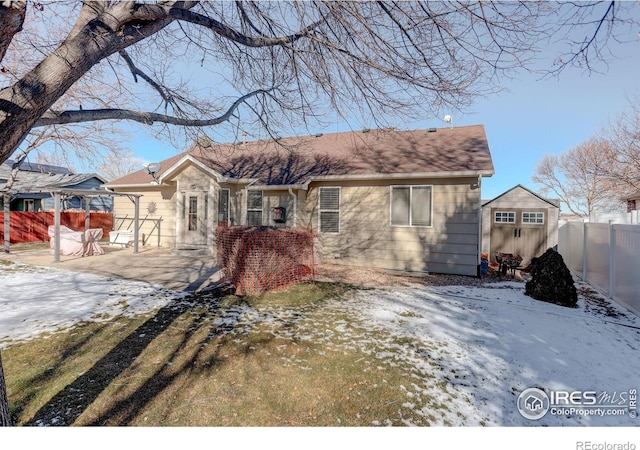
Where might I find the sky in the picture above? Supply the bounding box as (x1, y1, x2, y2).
(119, 20, 639, 208)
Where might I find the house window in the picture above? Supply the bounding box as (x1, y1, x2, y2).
(319, 187, 340, 233)
(188, 196, 198, 231)
(494, 211, 515, 223)
(390, 185, 432, 227)
(247, 190, 263, 226)
(218, 189, 230, 226)
(522, 212, 544, 224)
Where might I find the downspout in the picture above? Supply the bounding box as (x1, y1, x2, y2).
(477, 175, 483, 278)
(288, 187, 297, 228)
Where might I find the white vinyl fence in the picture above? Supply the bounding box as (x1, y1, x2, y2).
(558, 221, 640, 316)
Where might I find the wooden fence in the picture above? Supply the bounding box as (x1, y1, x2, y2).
(0, 211, 114, 244)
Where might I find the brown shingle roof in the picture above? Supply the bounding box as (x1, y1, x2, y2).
(107, 125, 494, 187)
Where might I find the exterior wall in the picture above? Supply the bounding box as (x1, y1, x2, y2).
(481, 187, 559, 260)
(299, 177, 482, 276)
(112, 184, 177, 248)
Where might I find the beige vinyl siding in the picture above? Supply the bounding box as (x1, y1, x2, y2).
(302, 178, 481, 276)
(112, 185, 177, 248)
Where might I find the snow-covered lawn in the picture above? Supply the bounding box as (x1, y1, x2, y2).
(1, 261, 638, 426)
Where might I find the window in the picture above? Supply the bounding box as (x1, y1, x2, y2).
(390, 185, 432, 227)
(319, 187, 340, 233)
(188, 196, 198, 230)
(494, 211, 515, 223)
(218, 189, 230, 226)
(522, 212, 544, 224)
(247, 190, 263, 226)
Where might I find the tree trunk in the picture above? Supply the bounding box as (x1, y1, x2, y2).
(0, 352, 12, 426)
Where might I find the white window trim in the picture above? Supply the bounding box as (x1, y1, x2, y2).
(494, 211, 516, 224)
(318, 186, 341, 234)
(522, 211, 545, 224)
(389, 185, 434, 228)
(246, 190, 263, 226)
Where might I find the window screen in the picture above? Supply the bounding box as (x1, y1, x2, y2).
(391, 185, 432, 227)
(247, 191, 263, 226)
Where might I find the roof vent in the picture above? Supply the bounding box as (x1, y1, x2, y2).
(314, 133, 323, 137)
(427, 128, 437, 133)
(362, 128, 370, 133)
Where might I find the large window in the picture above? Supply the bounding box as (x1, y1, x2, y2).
(319, 187, 340, 233)
(247, 190, 263, 226)
(390, 185, 432, 227)
(494, 211, 515, 223)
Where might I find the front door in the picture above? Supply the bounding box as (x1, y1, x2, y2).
(180, 191, 208, 247)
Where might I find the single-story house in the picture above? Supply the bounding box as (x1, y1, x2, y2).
(106, 125, 495, 276)
(481, 184, 560, 265)
(0, 160, 112, 212)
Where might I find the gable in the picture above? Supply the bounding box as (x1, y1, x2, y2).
(482, 185, 559, 209)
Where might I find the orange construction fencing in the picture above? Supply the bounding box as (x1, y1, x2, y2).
(216, 226, 316, 296)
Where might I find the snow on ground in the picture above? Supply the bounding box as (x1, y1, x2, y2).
(1, 261, 639, 426)
(0, 262, 185, 347)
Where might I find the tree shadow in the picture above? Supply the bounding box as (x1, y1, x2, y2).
(23, 291, 228, 426)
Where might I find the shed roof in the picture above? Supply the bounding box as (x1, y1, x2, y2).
(0, 161, 106, 193)
(482, 184, 560, 208)
(107, 125, 494, 188)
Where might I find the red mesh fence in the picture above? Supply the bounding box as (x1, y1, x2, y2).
(216, 226, 317, 296)
(0, 211, 114, 244)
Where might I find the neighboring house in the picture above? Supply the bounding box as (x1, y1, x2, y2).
(106, 125, 495, 276)
(481, 185, 560, 265)
(625, 192, 640, 212)
(0, 160, 112, 212)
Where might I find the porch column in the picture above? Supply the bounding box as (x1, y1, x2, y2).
(133, 195, 140, 254)
(84, 196, 91, 231)
(53, 192, 61, 263)
(3, 193, 9, 254)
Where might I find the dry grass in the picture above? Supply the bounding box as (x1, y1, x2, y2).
(3, 282, 457, 426)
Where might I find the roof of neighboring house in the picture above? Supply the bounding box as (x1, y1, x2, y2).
(0, 160, 106, 193)
(107, 125, 494, 188)
(482, 184, 560, 208)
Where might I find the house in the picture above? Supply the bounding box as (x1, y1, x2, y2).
(106, 125, 495, 276)
(481, 185, 560, 265)
(0, 160, 112, 212)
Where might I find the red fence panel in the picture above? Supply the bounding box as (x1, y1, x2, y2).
(0, 211, 114, 244)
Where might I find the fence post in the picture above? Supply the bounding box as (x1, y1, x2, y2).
(609, 222, 615, 298)
(3, 194, 9, 253)
(53, 193, 61, 263)
(582, 222, 588, 281)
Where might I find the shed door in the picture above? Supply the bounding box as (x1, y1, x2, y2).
(490, 208, 547, 265)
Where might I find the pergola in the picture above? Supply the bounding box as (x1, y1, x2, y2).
(2, 188, 142, 262)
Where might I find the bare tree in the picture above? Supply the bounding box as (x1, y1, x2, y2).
(1, 1, 635, 165)
(532, 136, 625, 217)
(599, 97, 640, 195)
(0, 0, 637, 427)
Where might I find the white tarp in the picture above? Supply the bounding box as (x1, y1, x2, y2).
(47, 225, 104, 256)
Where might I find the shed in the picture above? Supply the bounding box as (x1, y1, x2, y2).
(481, 185, 560, 265)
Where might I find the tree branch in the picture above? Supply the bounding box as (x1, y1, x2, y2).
(166, 7, 324, 47)
(0, 0, 26, 63)
(35, 89, 273, 127)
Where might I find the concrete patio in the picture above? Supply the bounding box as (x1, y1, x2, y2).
(0, 245, 222, 292)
